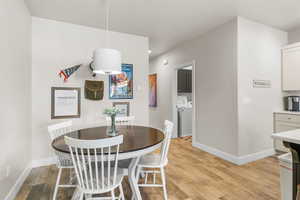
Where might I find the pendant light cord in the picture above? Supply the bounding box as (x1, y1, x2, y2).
(105, 0, 110, 48)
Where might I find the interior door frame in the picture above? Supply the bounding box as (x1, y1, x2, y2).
(172, 60, 196, 145)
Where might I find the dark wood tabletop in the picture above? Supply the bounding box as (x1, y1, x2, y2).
(52, 125, 164, 154)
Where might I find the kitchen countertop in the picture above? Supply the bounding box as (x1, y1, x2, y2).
(272, 129, 300, 145)
(274, 111, 300, 115)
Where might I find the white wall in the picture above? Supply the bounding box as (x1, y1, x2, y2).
(150, 19, 239, 156)
(288, 27, 300, 44)
(0, 0, 32, 199)
(31, 17, 149, 161)
(237, 17, 287, 156)
(150, 17, 287, 163)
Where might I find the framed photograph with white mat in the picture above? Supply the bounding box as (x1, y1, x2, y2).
(113, 102, 130, 117)
(51, 87, 81, 119)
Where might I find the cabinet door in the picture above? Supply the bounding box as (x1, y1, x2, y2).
(282, 48, 300, 91)
(178, 70, 187, 93)
(274, 121, 300, 152)
(186, 70, 192, 93)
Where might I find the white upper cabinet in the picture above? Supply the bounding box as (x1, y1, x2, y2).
(282, 43, 300, 91)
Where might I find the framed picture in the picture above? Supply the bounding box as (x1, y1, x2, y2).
(51, 87, 81, 119)
(113, 102, 130, 117)
(109, 64, 133, 99)
(149, 74, 157, 107)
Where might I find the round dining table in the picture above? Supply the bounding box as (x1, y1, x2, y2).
(52, 125, 165, 200)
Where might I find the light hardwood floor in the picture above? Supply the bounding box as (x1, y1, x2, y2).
(16, 137, 281, 200)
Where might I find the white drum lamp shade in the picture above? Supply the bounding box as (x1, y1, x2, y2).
(92, 48, 122, 74)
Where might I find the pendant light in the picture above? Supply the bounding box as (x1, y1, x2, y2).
(92, 0, 122, 75)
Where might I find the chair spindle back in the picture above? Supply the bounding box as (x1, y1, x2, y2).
(48, 121, 73, 141)
(106, 116, 135, 126)
(64, 135, 123, 192)
(160, 120, 174, 165)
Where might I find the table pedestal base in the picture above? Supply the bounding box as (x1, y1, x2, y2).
(128, 157, 142, 200)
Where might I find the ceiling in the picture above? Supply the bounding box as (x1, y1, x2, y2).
(25, 0, 300, 58)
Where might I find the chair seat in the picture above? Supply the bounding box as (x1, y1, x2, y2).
(80, 166, 125, 194)
(138, 153, 167, 167)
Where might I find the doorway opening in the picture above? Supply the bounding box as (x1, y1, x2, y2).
(172, 61, 196, 145)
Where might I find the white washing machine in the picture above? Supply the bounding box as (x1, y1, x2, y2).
(178, 107, 192, 137)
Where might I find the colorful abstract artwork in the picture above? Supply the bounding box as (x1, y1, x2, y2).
(109, 64, 133, 99)
(149, 74, 157, 107)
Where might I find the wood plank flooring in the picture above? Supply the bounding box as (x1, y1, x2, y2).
(16, 137, 281, 200)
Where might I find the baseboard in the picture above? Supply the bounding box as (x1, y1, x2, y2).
(193, 142, 275, 165)
(31, 156, 56, 168)
(181, 133, 193, 137)
(4, 165, 31, 200)
(4, 157, 57, 200)
(193, 142, 240, 164)
(237, 148, 275, 165)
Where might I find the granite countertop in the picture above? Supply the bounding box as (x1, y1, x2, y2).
(272, 129, 300, 145)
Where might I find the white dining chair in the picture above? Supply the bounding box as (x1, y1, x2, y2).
(64, 135, 125, 200)
(135, 120, 174, 200)
(48, 120, 76, 200)
(106, 116, 135, 126)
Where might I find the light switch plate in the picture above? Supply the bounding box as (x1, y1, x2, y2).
(253, 80, 271, 88)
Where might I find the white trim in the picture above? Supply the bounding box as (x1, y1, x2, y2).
(172, 60, 196, 143)
(4, 165, 31, 200)
(282, 42, 300, 50)
(4, 157, 57, 200)
(237, 148, 275, 165)
(191, 61, 196, 145)
(31, 156, 56, 168)
(193, 142, 275, 165)
(193, 142, 239, 164)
